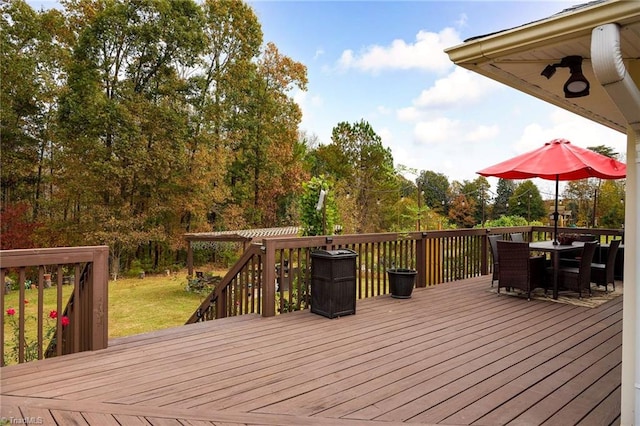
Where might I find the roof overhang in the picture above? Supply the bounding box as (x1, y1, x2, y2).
(445, 0, 640, 134)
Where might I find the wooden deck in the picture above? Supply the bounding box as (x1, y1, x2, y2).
(0, 275, 622, 425)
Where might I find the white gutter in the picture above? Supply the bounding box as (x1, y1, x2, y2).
(591, 23, 640, 131)
(591, 23, 640, 426)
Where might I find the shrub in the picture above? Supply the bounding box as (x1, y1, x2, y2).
(186, 272, 222, 294)
(482, 215, 528, 228)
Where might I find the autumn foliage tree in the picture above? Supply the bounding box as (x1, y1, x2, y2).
(1, 0, 309, 273)
(1, 1, 625, 274)
(228, 42, 308, 227)
(0, 203, 40, 249)
(313, 120, 397, 233)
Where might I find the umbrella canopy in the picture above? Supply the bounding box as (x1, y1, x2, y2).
(477, 138, 626, 243)
(477, 138, 626, 181)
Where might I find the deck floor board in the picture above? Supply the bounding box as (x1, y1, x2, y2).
(0, 275, 622, 425)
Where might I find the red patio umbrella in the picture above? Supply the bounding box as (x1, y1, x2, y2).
(477, 138, 626, 243)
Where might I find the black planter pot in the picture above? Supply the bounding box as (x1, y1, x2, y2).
(387, 268, 417, 299)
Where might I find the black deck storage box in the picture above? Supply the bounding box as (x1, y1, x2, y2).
(310, 249, 357, 318)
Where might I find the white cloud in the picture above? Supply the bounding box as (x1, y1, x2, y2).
(413, 117, 462, 144)
(502, 108, 627, 197)
(413, 67, 501, 109)
(293, 89, 324, 113)
(514, 123, 550, 153)
(336, 27, 462, 74)
(410, 118, 498, 150)
(397, 107, 421, 122)
(378, 127, 393, 143)
(377, 105, 392, 116)
(514, 108, 626, 158)
(338, 50, 355, 69)
(293, 89, 307, 106)
(293, 89, 327, 143)
(465, 124, 500, 142)
(310, 94, 323, 107)
(455, 13, 468, 29)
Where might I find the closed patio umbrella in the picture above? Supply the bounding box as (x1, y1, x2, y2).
(477, 138, 626, 243)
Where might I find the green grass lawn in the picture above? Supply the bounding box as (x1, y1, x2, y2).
(3, 269, 225, 342)
(108, 273, 207, 337)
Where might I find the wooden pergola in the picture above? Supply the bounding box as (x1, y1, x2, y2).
(184, 226, 300, 276)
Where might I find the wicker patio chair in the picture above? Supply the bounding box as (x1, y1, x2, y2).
(554, 241, 598, 298)
(560, 234, 598, 267)
(510, 233, 525, 242)
(496, 241, 546, 300)
(591, 239, 621, 292)
(488, 234, 503, 287)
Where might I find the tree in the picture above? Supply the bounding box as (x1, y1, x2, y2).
(493, 179, 516, 219)
(246, 42, 308, 226)
(0, 1, 70, 226)
(507, 181, 545, 223)
(451, 177, 490, 226)
(471, 177, 491, 226)
(416, 170, 449, 215)
(384, 173, 424, 232)
(587, 145, 622, 228)
(183, 0, 262, 232)
(563, 145, 622, 228)
(597, 180, 625, 229)
(588, 145, 619, 158)
(57, 0, 209, 273)
(483, 215, 528, 228)
(448, 193, 476, 228)
(563, 179, 596, 227)
(299, 176, 337, 236)
(224, 42, 308, 227)
(0, 202, 41, 249)
(315, 120, 397, 233)
(1, 0, 316, 272)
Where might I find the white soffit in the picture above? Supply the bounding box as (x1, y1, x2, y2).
(445, 0, 640, 134)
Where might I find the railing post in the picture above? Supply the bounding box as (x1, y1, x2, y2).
(526, 229, 534, 243)
(91, 246, 109, 351)
(262, 239, 276, 317)
(17, 268, 26, 363)
(481, 230, 489, 276)
(416, 233, 427, 288)
(216, 288, 227, 319)
(187, 239, 194, 277)
(0, 268, 4, 366)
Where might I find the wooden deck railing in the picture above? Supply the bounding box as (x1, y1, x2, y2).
(1, 246, 109, 365)
(187, 226, 624, 323)
(187, 244, 264, 322)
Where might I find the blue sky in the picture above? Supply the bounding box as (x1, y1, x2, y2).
(247, 0, 627, 198)
(27, 0, 627, 199)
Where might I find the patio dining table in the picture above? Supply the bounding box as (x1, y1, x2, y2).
(529, 240, 585, 299)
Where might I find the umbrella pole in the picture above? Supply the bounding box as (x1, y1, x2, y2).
(553, 175, 559, 245)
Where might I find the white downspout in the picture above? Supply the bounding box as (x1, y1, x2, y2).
(591, 23, 640, 426)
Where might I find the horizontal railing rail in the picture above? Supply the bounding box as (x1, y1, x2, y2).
(531, 225, 624, 244)
(1, 246, 109, 365)
(187, 226, 624, 322)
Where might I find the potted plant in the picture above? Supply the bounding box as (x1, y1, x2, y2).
(43, 271, 52, 288)
(557, 232, 579, 245)
(386, 231, 418, 298)
(387, 267, 417, 298)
